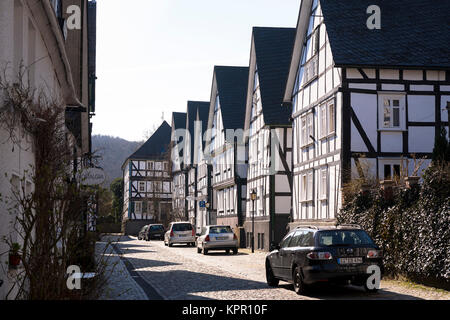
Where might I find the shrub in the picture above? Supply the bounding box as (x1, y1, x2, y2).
(338, 162, 450, 288)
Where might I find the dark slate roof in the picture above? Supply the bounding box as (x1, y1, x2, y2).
(253, 27, 296, 125)
(215, 66, 249, 131)
(171, 112, 187, 165)
(172, 112, 187, 130)
(186, 101, 210, 165)
(320, 0, 450, 69)
(129, 121, 171, 160)
(197, 103, 210, 150)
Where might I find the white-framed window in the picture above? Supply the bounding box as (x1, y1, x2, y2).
(304, 56, 318, 84)
(300, 170, 314, 202)
(163, 162, 168, 171)
(135, 201, 142, 214)
(259, 185, 264, 216)
(147, 161, 154, 170)
(155, 162, 162, 171)
(163, 182, 169, 193)
(383, 163, 401, 180)
(303, 26, 320, 84)
(379, 94, 405, 130)
(142, 201, 148, 214)
(301, 116, 307, 146)
(319, 167, 327, 200)
(139, 181, 145, 192)
(11, 173, 21, 195)
(307, 113, 313, 144)
(320, 104, 327, 138)
(328, 102, 335, 134)
(311, 26, 320, 56)
(301, 113, 314, 147)
(320, 100, 336, 138)
(155, 181, 162, 192)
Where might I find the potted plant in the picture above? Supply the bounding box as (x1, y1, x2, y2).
(9, 243, 21, 268)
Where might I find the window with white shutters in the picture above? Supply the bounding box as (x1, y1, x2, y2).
(300, 170, 314, 202)
(301, 113, 314, 147)
(320, 167, 327, 200)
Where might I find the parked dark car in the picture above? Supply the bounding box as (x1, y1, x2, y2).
(145, 224, 165, 241)
(137, 225, 149, 240)
(265, 225, 383, 294)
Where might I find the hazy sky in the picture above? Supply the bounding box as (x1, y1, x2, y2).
(93, 0, 301, 142)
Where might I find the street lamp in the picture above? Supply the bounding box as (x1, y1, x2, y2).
(250, 190, 257, 253)
(205, 202, 210, 226)
(446, 102, 450, 139)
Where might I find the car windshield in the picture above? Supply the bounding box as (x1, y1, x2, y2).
(318, 230, 375, 246)
(150, 225, 164, 231)
(209, 226, 232, 234)
(172, 223, 192, 232)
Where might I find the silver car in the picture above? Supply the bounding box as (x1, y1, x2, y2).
(164, 222, 196, 247)
(196, 225, 238, 255)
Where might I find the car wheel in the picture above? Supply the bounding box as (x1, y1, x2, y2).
(203, 248, 208, 255)
(138, 236, 141, 240)
(168, 242, 173, 247)
(265, 260, 279, 287)
(226, 249, 230, 254)
(232, 248, 238, 255)
(197, 247, 202, 254)
(293, 266, 307, 295)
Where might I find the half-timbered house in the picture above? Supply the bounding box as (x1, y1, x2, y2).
(243, 27, 296, 250)
(205, 66, 249, 241)
(0, 0, 96, 299)
(283, 0, 450, 227)
(185, 101, 210, 228)
(171, 112, 188, 221)
(122, 121, 172, 235)
(194, 104, 214, 233)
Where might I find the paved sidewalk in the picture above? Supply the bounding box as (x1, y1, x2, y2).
(96, 237, 148, 300)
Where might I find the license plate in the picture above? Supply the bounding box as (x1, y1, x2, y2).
(178, 234, 186, 237)
(154, 234, 160, 237)
(215, 237, 227, 240)
(338, 257, 363, 265)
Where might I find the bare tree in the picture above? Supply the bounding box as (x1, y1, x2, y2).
(0, 65, 116, 300)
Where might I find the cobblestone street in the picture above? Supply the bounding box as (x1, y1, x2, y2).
(97, 235, 450, 300)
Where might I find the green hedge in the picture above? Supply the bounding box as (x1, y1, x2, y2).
(338, 163, 450, 288)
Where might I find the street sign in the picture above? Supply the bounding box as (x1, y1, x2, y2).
(199, 201, 206, 208)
